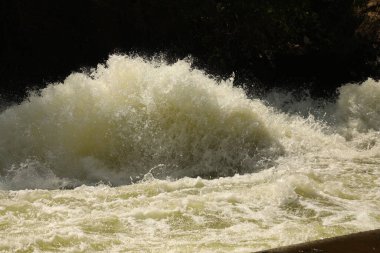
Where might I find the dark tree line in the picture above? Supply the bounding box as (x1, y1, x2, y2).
(1, 0, 379, 100)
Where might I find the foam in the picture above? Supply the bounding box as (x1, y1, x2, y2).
(0, 55, 283, 187)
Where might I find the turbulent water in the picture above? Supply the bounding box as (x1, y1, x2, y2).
(0, 55, 379, 252)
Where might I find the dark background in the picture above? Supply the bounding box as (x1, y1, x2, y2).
(1, 0, 379, 101)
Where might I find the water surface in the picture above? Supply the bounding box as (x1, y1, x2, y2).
(0, 55, 379, 252)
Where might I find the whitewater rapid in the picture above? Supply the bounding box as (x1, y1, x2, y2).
(0, 55, 379, 252)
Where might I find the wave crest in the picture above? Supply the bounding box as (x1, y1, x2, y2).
(0, 55, 282, 187)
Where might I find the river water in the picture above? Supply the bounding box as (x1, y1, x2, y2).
(0, 55, 379, 252)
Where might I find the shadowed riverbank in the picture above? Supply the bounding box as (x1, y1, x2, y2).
(1, 0, 379, 101)
(256, 229, 380, 253)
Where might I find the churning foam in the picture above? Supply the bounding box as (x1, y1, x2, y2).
(336, 79, 380, 131)
(0, 55, 285, 188)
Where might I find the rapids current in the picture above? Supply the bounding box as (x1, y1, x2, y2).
(0, 55, 379, 252)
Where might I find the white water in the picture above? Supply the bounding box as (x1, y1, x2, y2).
(0, 55, 379, 252)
